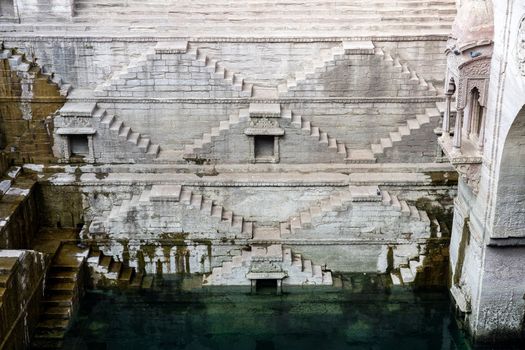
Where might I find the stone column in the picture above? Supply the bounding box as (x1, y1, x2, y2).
(477, 108, 487, 151)
(453, 108, 464, 151)
(442, 93, 453, 136)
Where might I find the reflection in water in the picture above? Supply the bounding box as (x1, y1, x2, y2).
(62, 274, 472, 350)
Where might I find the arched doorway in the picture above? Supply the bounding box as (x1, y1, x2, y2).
(493, 106, 525, 238)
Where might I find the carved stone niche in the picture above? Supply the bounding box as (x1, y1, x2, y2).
(245, 117, 284, 164)
(457, 56, 491, 110)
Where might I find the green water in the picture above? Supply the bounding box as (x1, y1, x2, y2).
(62, 275, 472, 350)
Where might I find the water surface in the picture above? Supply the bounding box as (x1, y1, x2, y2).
(62, 274, 472, 350)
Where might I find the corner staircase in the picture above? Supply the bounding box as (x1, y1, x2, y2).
(86, 249, 153, 288)
(390, 254, 426, 286)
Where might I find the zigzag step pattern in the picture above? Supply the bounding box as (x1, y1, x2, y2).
(59, 101, 160, 159)
(1, 47, 72, 96)
(95, 106, 160, 157)
(95, 41, 252, 98)
(203, 240, 333, 287)
(184, 103, 348, 162)
(281, 187, 430, 235)
(347, 107, 442, 162)
(279, 41, 437, 98)
(390, 254, 426, 286)
(375, 47, 437, 95)
(92, 184, 254, 237)
(86, 248, 153, 289)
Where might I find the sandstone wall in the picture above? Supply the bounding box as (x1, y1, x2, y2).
(0, 250, 46, 350)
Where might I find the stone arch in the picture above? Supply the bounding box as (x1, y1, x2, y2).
(466, 87, 484, 139)
(493, 106, 525, 238)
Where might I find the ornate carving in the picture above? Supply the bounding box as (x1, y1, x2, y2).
(62, 117, 92, 128)
(456, 163, 481, 194)
(249, 118, 279, 129)
(457, 57, 491, 109)
(250, 260, 282, 273)
(516, 16, 525, 75)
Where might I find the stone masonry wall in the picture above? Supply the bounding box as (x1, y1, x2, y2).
(99, 102, 243, 151)
(0, 250, 46, 350)
(3, 39, 446, 91)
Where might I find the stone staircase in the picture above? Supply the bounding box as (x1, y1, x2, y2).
(277, 41, 438, 99)
(375, 47, 437, 95)
(390, 254, 426, 286)
(86, 249, 153, 289)
(58, 101, 161, 160)
(381, 190, 431, 224)
(277, 43, 349, 96)
(183, 107, 251, 160)
(0, 46, 71, 96)
(67, 0, 456, 36)
(187, 43, 253, 97)
(346, 107, 442, 163)
(184, 103, 349, 162)
(203, 227, 332, 287)
(32, 243, 88, 349)
(94, 41, 252, 98)
(280, 186, 430, 236)
(285, 108, 348, 161)
(95, 106, 160, 158)
(90, 184, 254, 238)
(280, 186, 381, 235)
(93, 46, 156, 97)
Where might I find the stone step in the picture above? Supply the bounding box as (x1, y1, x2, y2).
(179, 189, 192, 205)
(149, 185, 182, 202)
(43, 306, 71, 320)
(303, 259, 313, 275)
(249, 103, 281, 118)
(400, 266, 415, 283)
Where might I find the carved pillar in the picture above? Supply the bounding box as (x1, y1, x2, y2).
(453, 108, 463, 151)
(477, 107, 487, 151)
(442, 93, 453, 135)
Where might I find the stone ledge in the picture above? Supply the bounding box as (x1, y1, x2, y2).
(81, 237, 448, 246)
(62, 96, 445, 104)
(1, 35, 450, 43)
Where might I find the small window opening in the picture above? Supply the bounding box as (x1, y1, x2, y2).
(254, 136, 275, 161)
(70, 135, 89, 157)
